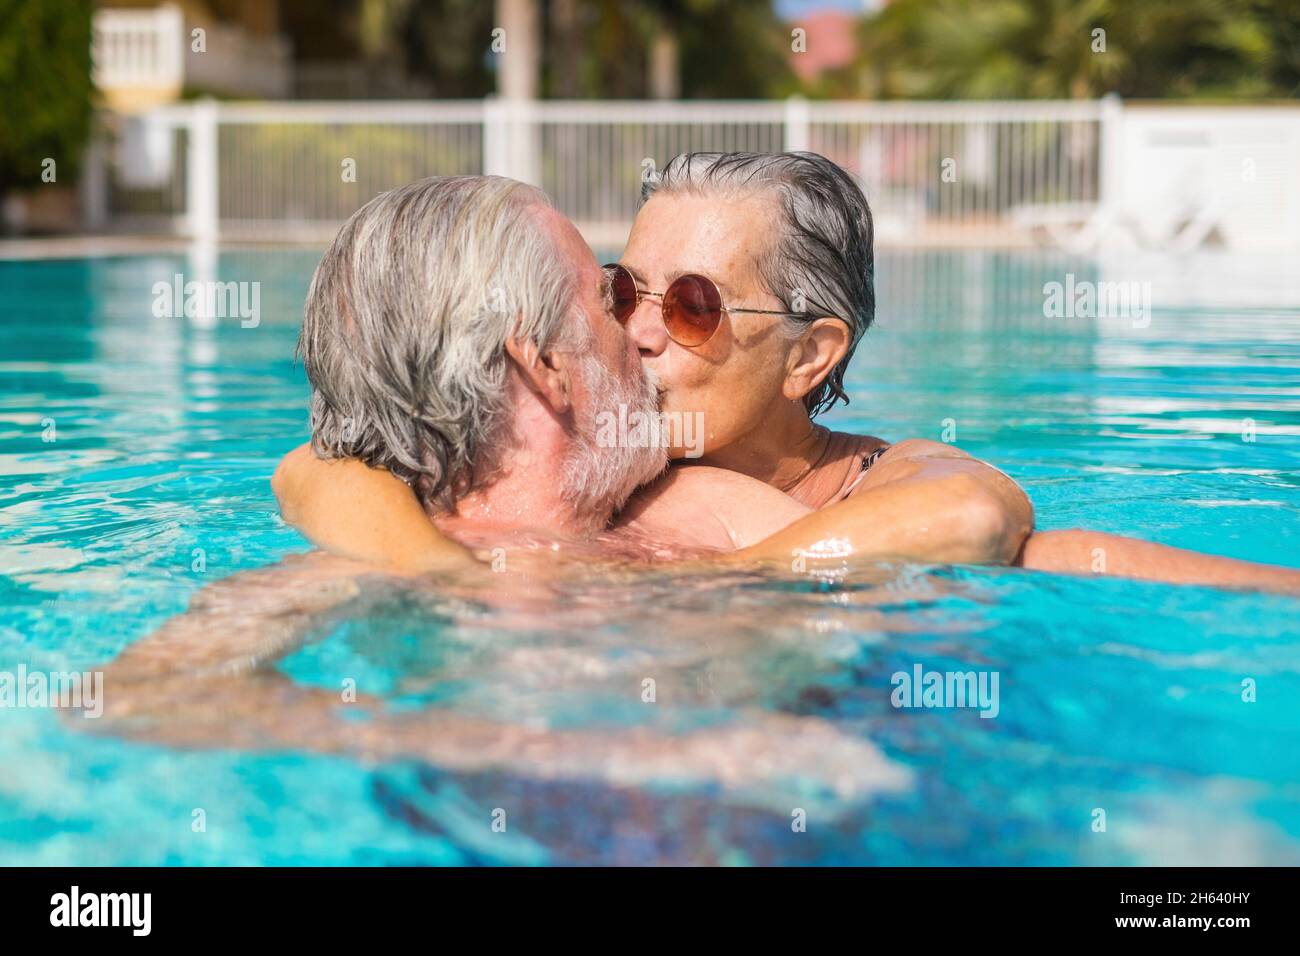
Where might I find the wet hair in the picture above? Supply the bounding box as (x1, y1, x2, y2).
(299, 175, 583, 511)
(641, 151, 875, 417)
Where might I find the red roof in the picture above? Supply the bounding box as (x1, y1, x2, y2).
(788, 10, 858, 81)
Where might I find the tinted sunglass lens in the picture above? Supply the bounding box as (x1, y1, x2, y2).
(602, 264, 638, 322)
(663, 274, 722, 346)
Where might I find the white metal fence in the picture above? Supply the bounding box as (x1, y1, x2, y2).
(84, 97, 1300, 251)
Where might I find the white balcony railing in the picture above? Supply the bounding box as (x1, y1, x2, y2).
(92, 4, 290, 100)
(92, 4, 184, 92)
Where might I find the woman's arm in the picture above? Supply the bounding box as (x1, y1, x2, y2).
(273, 436, 1035, 568)
(846, 438, 1300, 591)
(276, 443, 813, 561)
(735, 446, 1034, 568)
(847, 439, 1034, 559)
(1017, 529, 1300, 592)
(272, 443, 464, 572)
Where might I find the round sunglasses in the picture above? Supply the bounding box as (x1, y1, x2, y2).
(601, 263, 811, 347)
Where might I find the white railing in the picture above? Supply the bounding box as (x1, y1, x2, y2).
(85, 98, 1300, 251)
(92, 5, 184, 91)
(92, 4, 291, 100)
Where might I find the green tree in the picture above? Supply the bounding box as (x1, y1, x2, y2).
(851, 0, 1284, 100)
(279, 0, 794, 100)
(392, 0, 496, 97)
(0, 0, 94, 195)
(671, 0, 793, 99)
(1248, 0, 1300, 96)
(542, 0, 793, 99)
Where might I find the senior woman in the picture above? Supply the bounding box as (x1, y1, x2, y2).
(273, 153, 1300, 591)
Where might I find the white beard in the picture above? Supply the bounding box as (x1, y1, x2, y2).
(560, 354, 667, 527)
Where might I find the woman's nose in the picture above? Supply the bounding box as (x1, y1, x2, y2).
(625, 296, 668, 357)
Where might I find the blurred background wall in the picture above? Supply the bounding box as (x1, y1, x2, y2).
(2, 0, 1298, 249)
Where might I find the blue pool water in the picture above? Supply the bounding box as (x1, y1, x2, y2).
(1, 248, 1298, 865)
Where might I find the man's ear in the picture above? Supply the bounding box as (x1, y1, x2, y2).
(505, 336, 572, 414)
(783, 318, 850, 403)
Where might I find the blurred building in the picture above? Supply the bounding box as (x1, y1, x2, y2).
(787, 8, 858, 84)
(92, 0, 292, 111)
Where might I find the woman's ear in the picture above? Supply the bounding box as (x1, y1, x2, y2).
(505, 336, 572, 414)
(783, 319, 850, 402)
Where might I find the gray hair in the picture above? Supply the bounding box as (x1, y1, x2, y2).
(640, 151, 874, 417)
(299, 175, 582, 512)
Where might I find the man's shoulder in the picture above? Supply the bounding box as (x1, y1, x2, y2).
(617, 465, 811, 551)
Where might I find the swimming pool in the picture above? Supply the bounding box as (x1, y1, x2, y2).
(1, 247, 1297, 865)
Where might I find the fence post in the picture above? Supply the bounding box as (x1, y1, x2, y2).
(483, 95, 506, 177)
(80, 132, 109, 233)
(482, 95, 540, 186)
(784, 95, 810, 153)
(157, 3, 185, 92)
(186, 98, 219, 239)
(1099, 92, 1123, 215)
(508, 97, 540, 187)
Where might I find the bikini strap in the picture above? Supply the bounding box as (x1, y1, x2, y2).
(840, 443, 891, 499)
(861, 444, 889, 472)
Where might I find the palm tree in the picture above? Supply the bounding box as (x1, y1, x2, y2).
(855, 0, 1277, 100)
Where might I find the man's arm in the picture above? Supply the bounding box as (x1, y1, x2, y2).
(92, 556, 910, 815)
(104, 552, 386, 683)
